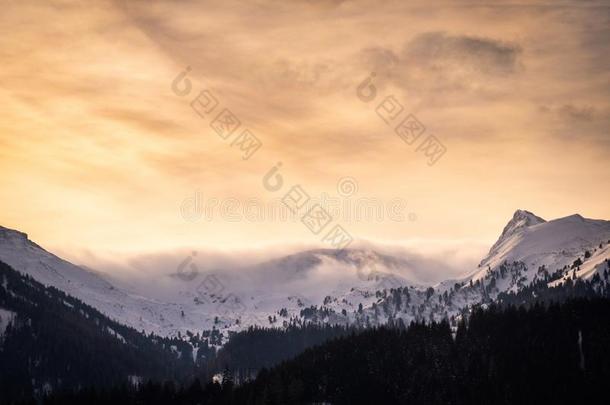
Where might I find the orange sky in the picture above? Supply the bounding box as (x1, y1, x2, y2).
(1, 0, 609, 255)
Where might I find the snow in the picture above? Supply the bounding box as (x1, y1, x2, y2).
(1, 210, 609, 340)
(106, 326, 127, 343)
(0, 224, 416, 338)
(0, 225, 212, 337)
(0, 307, 17, 338)
(549, 244, 610, 287)
(170, 344, 182, 359)
(128, 375, 143, 387)
(42, 382, 52, 395)
(465, 212, 610, 283)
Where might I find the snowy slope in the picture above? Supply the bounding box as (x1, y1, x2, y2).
(0, 226, 212, 336)
(0, 307, 16, 339)
(0, 226, 410, 337)
(351, 210, 610, 329)
(2, 209, 609, 339)
(0, 226, 286, 337)
(465, 210, 610, 284)
(130, 247, 413, 336)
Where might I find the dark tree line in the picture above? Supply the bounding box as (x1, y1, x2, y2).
(496, 260, 610, 307)
(0, 261, 197, 403)
(4, 256, 610, 405)
(210, 323, 358, 382)
(31, 298, 610, 405)
(0, 261, 356, 404)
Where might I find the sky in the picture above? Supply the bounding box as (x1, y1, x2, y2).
(1, 0, 609, 262)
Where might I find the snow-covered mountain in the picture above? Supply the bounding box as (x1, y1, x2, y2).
(248, 248, 414, 284)
(305, 210, 610, 328)
(0, 226, 409, 338)
(465, 210, 610, 287)
(1, 209, 609, 339)
(0, 225, 225, 336)
(0, 260, 197, 394)
(127, 246, 414, 337)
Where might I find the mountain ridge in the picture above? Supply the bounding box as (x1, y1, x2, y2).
(1, 209, 609, 337)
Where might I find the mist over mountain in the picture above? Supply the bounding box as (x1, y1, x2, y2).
(2, 209, 609, 339)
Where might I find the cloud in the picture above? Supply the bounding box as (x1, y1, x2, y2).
(403, 32, 522, 75)
(359, 46, 401, 79)
(58, 237, 487, 305)
(556, 104, 596, 122)
(1, 0, 609, 257)
(97, 108, 188, 138)
(356, 32, 522, 102)
(537, 103, 610, 146)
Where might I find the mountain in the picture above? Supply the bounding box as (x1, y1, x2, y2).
(0, 260, 196, 402)
(0, 226, 213, 337)
(250, 248, 414, 282)
(229, 299, 610, 405)
(0, 258, 354, 401)
(0, 226, 409, 339)
(164, 247, 413, 337)
(39, 298, 610, 405)
(306, 210, 610, 328)
(466, 210, 610, 286)
(2, 209, 609, 403)
(1, 209, 609, 339)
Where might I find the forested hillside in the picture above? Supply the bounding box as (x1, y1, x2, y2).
(0, 261, 195, 402)
(35, 298, 610, 405)
(0, 260, 357, 403)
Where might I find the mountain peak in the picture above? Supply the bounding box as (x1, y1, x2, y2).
(562, 213, 585, 221)
(502, 210, 546, 237)
(0, 225, 29, 243)
(477, 210, 546, 269)
(513, 209, 544, 221)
